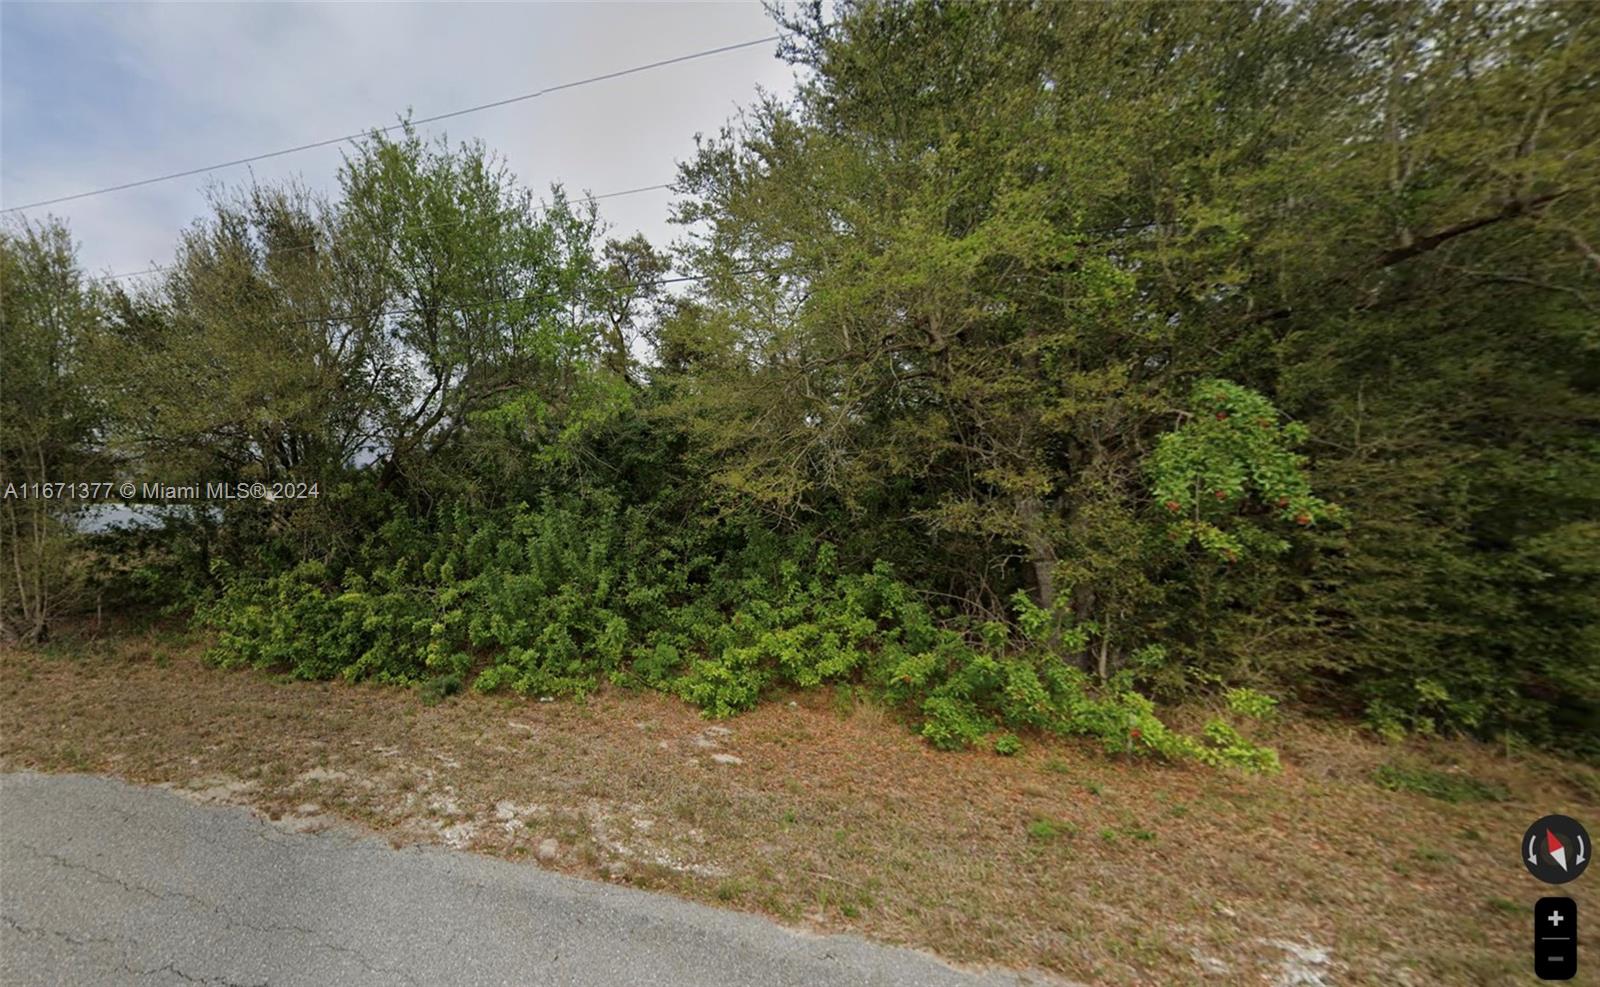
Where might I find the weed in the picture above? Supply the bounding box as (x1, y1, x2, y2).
(1027, 818, 1077, 842)
(831, 685, 856, 719)
(1372, 761, 1508, 803)
(60, 744, 89, 771)
(1224, 687, 1279, 720)
(419, 672, 463, 706)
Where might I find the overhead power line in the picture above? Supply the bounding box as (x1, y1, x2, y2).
(84, 181, 675, 285)
(1, 36, 778, 214)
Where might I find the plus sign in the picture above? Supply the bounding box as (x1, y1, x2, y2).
(1548, 911, 1566, 927)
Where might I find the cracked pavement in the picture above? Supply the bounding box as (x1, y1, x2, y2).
(0, 773, 1041, 986)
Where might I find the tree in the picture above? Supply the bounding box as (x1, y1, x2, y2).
(0, 219, 102, 642)
(670, 1, 1352, 667)
(334, 125, 607, 501)
(667, 0, 1599, 739)
(594, 234, 671, 384)
(97, 125, 619, 559)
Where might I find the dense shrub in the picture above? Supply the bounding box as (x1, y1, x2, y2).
(196, 501, 1278, 771)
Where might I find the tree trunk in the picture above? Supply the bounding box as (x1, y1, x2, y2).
(1072, 582, 1097, 673)
(1017, 495, 1058, 612)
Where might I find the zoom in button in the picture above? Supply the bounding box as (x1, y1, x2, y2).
(1535, 897, 1577, 981)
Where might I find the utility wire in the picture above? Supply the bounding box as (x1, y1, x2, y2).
(84, 181, 675, 285)
(2, 36, 777, 213)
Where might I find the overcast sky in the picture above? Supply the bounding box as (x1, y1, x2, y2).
(1, 2, 797, 283)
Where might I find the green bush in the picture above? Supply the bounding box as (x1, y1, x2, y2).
(1196, 719, 1281, 774)
(1225, 687, 1279, 720)
(195, 502, 1278, 770)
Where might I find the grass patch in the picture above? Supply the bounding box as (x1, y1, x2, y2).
(419, 672, 463, 706)
(1372, 761, 1509, 804)
(1026, 817, 1077, 842)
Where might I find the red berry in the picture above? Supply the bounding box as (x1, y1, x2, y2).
(1295, 513, 1311, 526)
(1165, 500, 1182, 513)
(1129, 727, 1142, 739)
(1215, 489, 1228, 500)
(1215, 411, 1228, 421)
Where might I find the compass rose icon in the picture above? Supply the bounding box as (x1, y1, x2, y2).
(1523, 815, 1590, 885)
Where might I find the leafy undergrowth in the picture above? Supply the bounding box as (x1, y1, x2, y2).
(192, 515, 1279, 773)
(3, 628, 1595, 986)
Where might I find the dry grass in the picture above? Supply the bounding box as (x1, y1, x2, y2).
(3, 623, 1595, 986)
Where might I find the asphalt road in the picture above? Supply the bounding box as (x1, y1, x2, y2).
(0, 772, 1049, 987)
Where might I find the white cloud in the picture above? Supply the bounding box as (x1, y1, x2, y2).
(1, 2, 796, 278)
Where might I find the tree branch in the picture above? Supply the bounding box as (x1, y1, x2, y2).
(1373, 189, 1573, 269)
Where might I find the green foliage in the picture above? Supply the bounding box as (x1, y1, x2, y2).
(1150, 379, 1339, 565)
(1196, 719, 1282, 774)
(1026, 818, 1074, 842)
(1224, 687, 1279, 720)
(419, 672, 463, 706)
(1, 219, 106, 643)
(195, 500, 1274, 767)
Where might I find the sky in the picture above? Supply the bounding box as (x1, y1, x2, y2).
(0, 2, 798, 283)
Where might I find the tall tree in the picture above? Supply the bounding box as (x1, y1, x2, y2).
(334, 126, 607, 501)
(667, 0, 1599, 738)
(0, 219, 102, 642)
